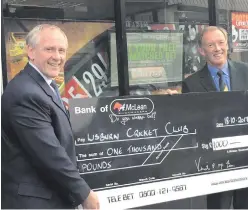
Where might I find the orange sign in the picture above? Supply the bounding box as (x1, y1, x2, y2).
(231, 12, 248, 52)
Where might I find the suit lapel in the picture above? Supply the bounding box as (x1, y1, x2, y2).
(229, 60, 245, 91)
(199, 64, 217, 92)
(24, 64, 70, 121)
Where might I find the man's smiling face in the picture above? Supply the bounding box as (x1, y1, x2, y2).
(199, 29, 228, 69)
(27, 27, 68, 79)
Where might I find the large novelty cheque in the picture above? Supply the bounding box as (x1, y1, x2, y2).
(69, 91, 248, 209)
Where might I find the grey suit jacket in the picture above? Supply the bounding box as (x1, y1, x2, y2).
(182, 60, 248, 93)
(1, 64, 90, 209)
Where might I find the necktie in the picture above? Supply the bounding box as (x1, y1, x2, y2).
(50, 80, 65, 111)
(217, 71, 228, 92)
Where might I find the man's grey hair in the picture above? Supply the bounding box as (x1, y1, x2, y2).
(198, 26, 228, 47)
(25, 24, 68, 48)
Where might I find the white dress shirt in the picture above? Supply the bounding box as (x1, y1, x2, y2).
(29, 62, 55, 93)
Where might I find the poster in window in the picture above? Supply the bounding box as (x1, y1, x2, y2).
(4, 20, 114, 106)
(231, 11, 248, 52)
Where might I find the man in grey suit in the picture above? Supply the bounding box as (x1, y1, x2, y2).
(1, 24, 99, 209)
(182, 26, 248, 209)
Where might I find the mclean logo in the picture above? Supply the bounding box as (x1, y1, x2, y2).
(110, 98, 154, 116)
(113, 103, 147, 111)
(235, 42, 248, 47)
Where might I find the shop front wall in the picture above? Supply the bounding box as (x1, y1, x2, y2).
(2, 0, 248, 209)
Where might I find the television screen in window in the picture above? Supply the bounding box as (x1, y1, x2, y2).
(110, 31, 184, 87)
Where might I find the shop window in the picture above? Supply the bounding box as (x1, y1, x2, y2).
(217, 0, 248, 63)
(3, 0, 117, 105)
(111, 0, 210, 95)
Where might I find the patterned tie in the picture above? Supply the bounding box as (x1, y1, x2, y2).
(50, 80, 65, 111)
(217, 71, 228, 92)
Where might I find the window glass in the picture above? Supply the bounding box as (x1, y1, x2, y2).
(217, 0, 248, 63)
(3, 0, 117, 104)
(110, 0, 209, 95)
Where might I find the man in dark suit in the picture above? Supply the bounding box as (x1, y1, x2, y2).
(1, 24, 100, 209)
(182, 26, 248, 209)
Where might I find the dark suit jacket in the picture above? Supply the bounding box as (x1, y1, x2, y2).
(182, 60, 248, 93)
(1, 64, 90, 209)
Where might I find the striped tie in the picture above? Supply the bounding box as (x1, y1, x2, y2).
(217, 71, 228, 92)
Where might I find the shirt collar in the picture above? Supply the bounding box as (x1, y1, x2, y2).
(222, 62, 229, 76)
(208, 62, 229, 77)
(29, 61, 53, 85)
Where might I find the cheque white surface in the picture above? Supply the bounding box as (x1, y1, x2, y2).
(97, 168, 248, 209)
